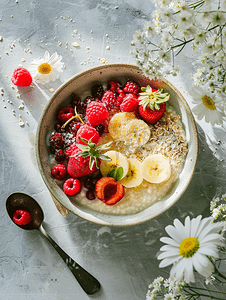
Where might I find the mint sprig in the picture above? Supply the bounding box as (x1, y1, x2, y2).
(107, 166, 124, 181)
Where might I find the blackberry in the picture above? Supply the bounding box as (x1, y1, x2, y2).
(76, 102, 85, 115)
(91, 83, 104, 99)
(54, 123, 62, 133)
(70, 93, 81, 107)
(68, 121, 81, 135)
(49, 132, 64, 150)
(83, 96, 95, 106)
(55, 149, 66, 162)
(95, 124, 105, 136)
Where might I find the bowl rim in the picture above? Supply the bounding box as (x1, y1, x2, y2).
(35, 63, 199, 226)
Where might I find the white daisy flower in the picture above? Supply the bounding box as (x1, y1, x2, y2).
(28, 51, 64, 84)
(157, 215, 224, 284)
(189, 85, 225, 125)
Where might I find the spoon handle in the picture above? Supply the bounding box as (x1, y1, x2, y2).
(39, 224, 100, 295)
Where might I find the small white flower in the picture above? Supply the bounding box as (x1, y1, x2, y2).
(177, 11, 194, 30)
(157, 215, 224, 283)
(194, 30, 208, 44)
(28, 51, 64, 84)
(189, 85, 225, 125)
(164, 292, 175, 300)
(210, 11, 226, 26)
(160, 8, 174, 23)
(205, 274, 215, 285)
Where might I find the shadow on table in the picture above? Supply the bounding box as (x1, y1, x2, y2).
(17, 79, 63, 123)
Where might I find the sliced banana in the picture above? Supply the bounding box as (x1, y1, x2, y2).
(108, 112, 136, 140)
(119, 158, 143, 188)
(141, 154, 171, 184)
(100, 150, 129, 179)
(124, 119, 151, 147)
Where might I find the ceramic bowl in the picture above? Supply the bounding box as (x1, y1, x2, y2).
(36, 63, 198, 226)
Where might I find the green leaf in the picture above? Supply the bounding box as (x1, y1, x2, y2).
(115, 167, 124, 181)
(107, 168, 116, 178)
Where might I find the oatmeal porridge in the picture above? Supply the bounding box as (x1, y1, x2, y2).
(48, 79, 188, 215)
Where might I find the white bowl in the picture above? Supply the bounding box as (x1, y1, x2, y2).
(36, 63, 198, 226)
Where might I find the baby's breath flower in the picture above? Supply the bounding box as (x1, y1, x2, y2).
(210, 11, 226, 26)
(131, 0, 226, 121)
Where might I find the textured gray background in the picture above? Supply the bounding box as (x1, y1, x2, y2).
(1, 0, 226, 299)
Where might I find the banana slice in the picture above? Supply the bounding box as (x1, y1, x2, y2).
(124, 119, 151, 146)
(108, 112, 136, 140)
(141, 154, 171, 183)
(100, 150, 129, 179)
(119, 158, 143, 188)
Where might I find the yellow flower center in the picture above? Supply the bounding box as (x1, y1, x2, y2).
(38, 63, 52, 74)
(202, 95, 216, 110)
(179, 237, 199, 258)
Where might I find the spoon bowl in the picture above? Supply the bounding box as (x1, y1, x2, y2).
(6, 192, 44, 230)
(5, 192, 101, 295)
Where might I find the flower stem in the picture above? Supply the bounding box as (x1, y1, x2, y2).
(186, 285, 226, 295)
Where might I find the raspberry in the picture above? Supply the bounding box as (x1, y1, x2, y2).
(116, 88, 126, 106)
(120, 94, 139, 112)
(123, 80, 140, 95)
(63, 178, 81, 196)
(76, 124, 100, 145)
(57, 106, 75, 124)
(55, 149, 66, 162)
(11, 67, 32, 87)
(101, 90, 117, 110)
(13, 209, 32, 225)
(91, 83, 104, 99)
(51, 164, 67, 180)
(65, 144, 79, 158)
(86, 101, 109, 126)
(49, 132, 64, 150)
(108, 80, 121, 92)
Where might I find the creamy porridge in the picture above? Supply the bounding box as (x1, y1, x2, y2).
(48, 79, 188, 215)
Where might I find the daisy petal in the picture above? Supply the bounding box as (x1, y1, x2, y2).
(158, 250, 179, 260)
(192, 255, 214, 278)
(160, 244, 179, 252)
(159, 255, 180, 268)
(160, 237, 180, 247)
(184, 258, 195, 283)
(198, 247, 219, 258)
(190, 215, 202, 237)
(165, 225, 182, 243)
(44, 51, 50, 61)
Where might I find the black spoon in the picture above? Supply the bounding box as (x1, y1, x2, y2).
(6, 192, 101, 295)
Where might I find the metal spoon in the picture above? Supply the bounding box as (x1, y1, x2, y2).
(5, 192, 101, 295)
